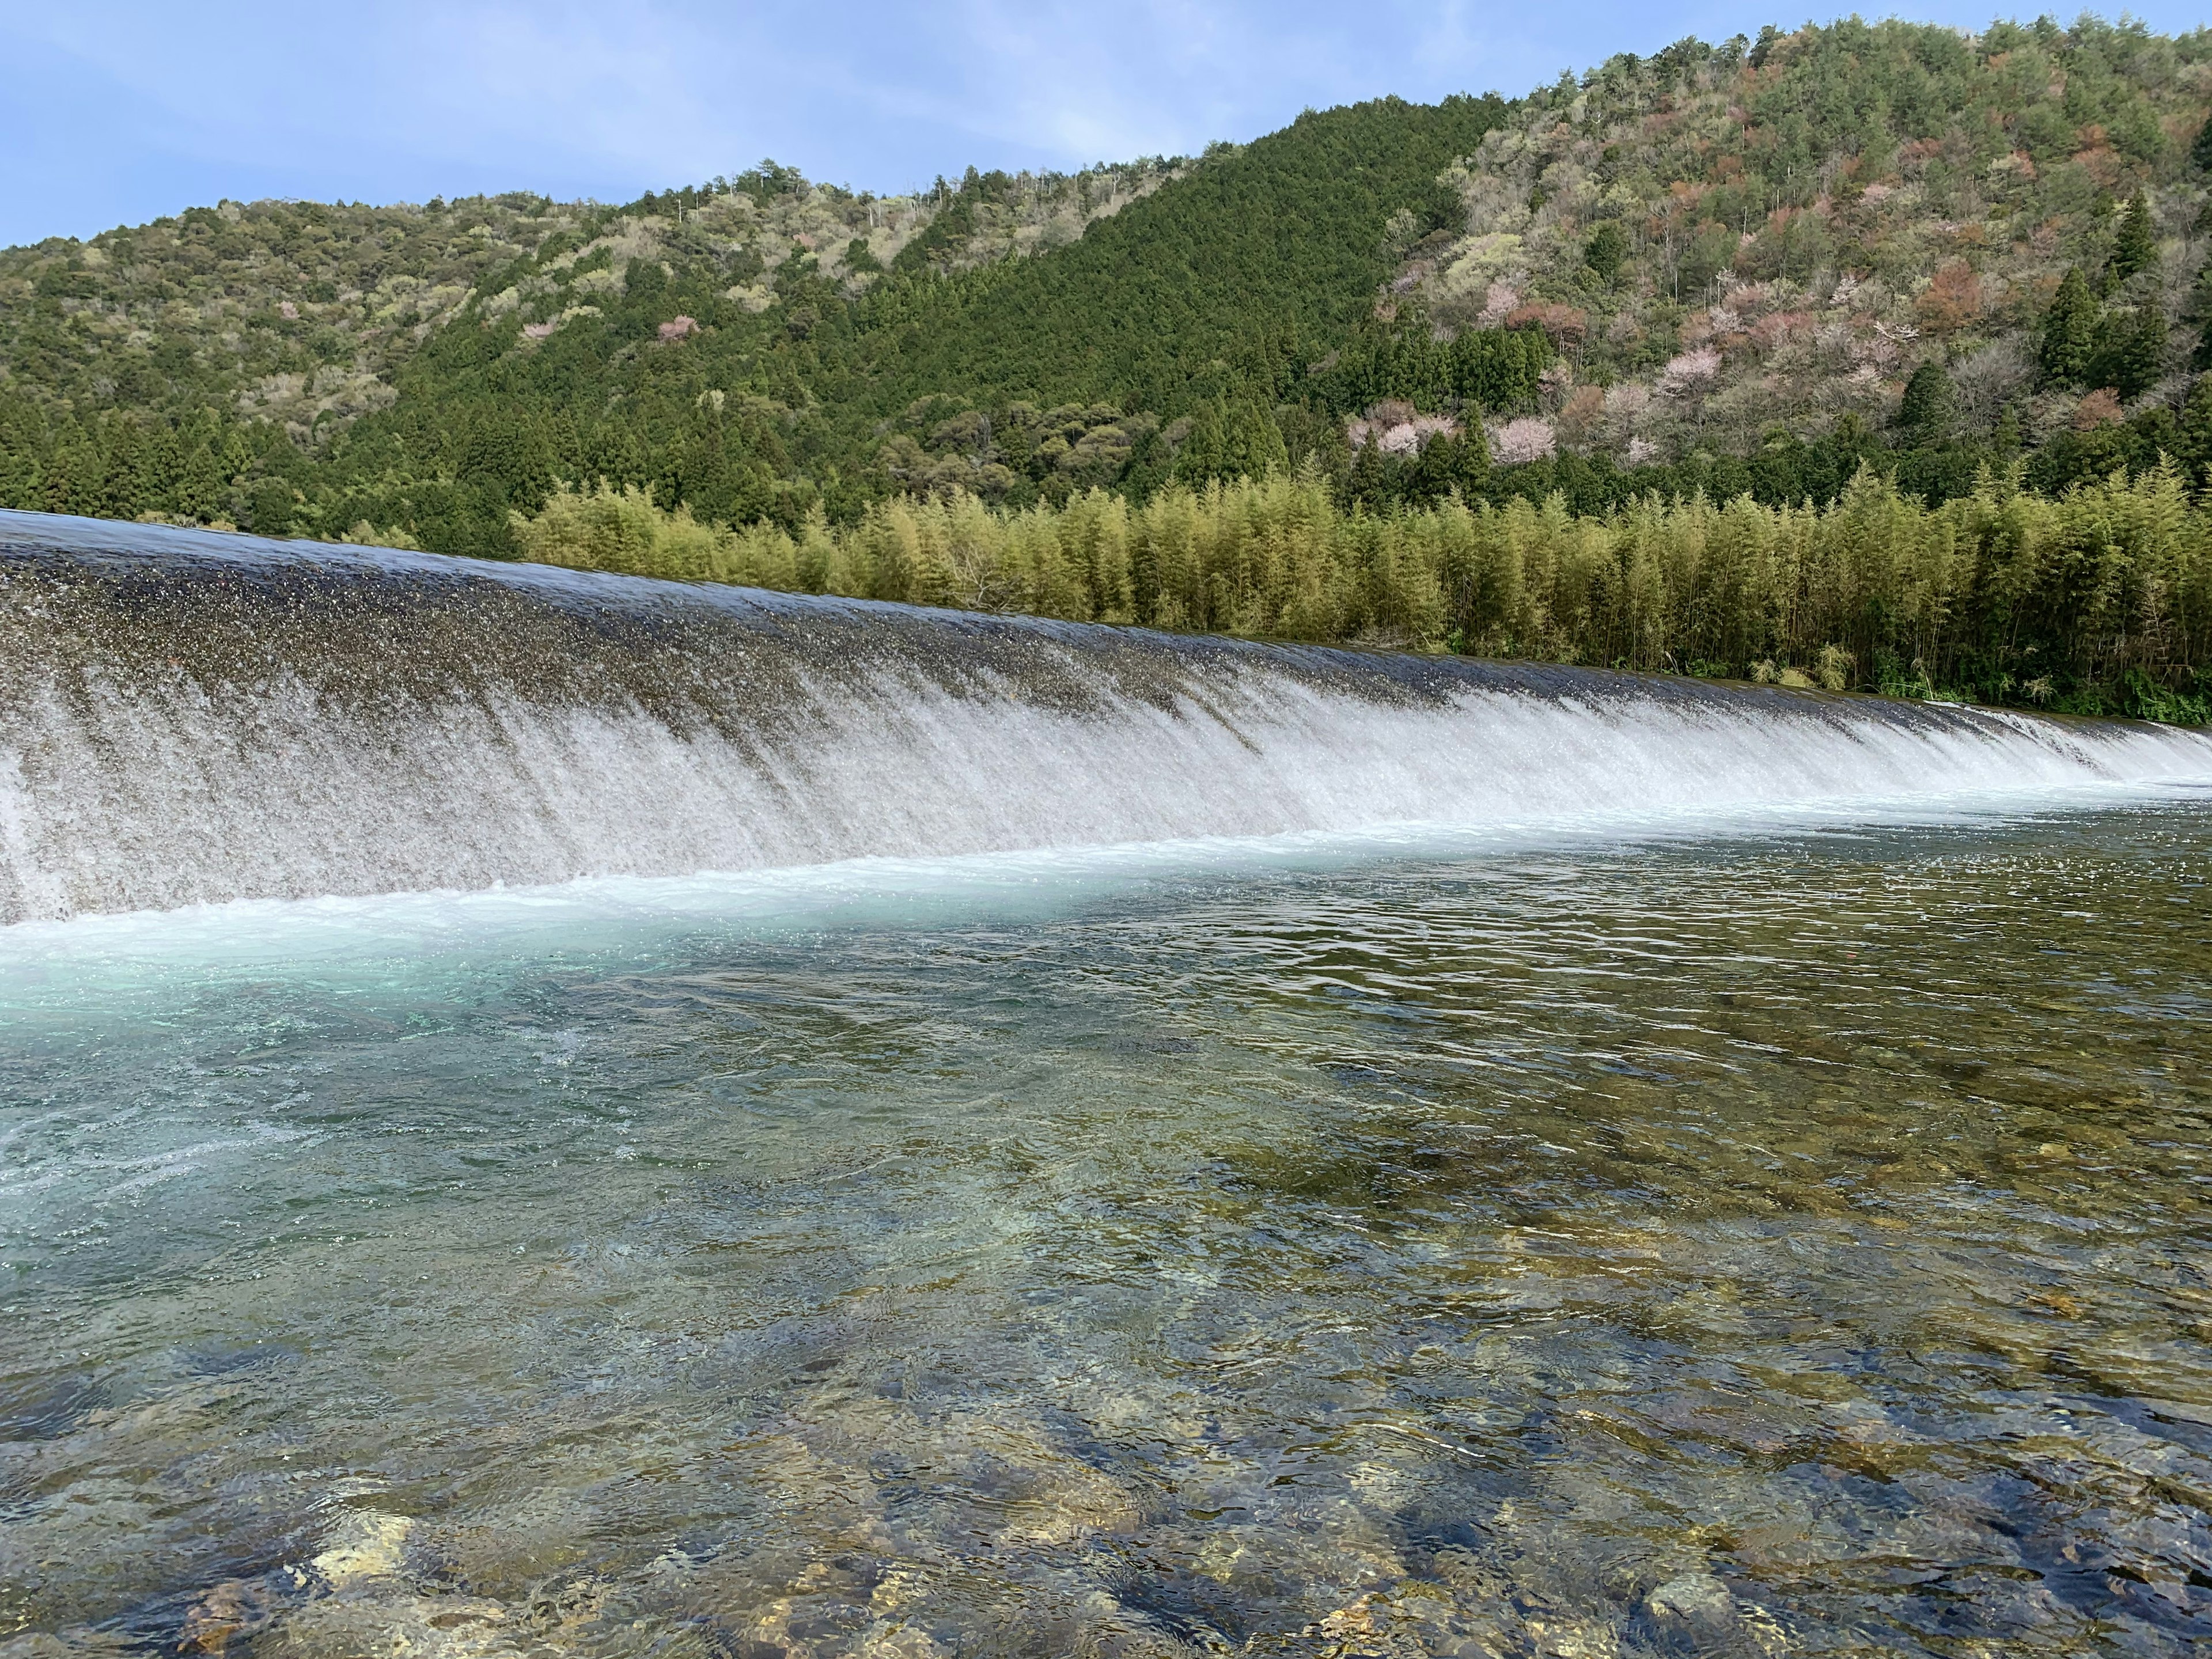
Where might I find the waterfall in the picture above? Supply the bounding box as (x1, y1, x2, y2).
(3, 509, 2207, 923)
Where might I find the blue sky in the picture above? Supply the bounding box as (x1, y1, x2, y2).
(2, 3, 2205, 249)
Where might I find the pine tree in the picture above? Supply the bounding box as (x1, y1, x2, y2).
(1406, 429, 1490, 502)
(1445, 423, 1491, 493)
(0, 402, 44, 510)
(1347, 437, 1387, 509)
(1897, 362, 1958, 440)
(1583, 222, 1630, 285)
(2111, 190, 2157, 284)
(2039, 268, 2099, 387)
(1993, 406, 2024, 457)
(2088, 308, 2168, 399)
(1171, 399, 1229, 485)
(2172, 376, 2212, 486)
(96, 422, 147, 521)
(1222, 399, 1289, 478)
(177, 442, 228, 522)
(2183, 266, 2212, 370)
(2129, 309, 2171, 398)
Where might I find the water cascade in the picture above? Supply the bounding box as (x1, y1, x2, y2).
(5, 508, 2209, 923)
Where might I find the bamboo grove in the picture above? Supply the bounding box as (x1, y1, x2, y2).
(513, 467, 2212, 722)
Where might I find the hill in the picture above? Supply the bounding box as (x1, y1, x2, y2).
(0, 93, 1521, 552)
(3, 15, 2212, 567)
(1357, 15, 2212, 510)
(0, 157, 1187, 547)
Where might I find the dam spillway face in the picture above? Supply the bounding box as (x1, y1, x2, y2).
(2, 508, 2208, 924)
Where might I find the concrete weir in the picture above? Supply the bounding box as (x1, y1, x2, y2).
(4, 508, 2209, 923)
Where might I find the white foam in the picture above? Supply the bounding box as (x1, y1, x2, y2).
(3, 532, 2209, 926)
(2, 781, 2203, 997)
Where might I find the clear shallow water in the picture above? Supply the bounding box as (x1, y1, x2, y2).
(3, 803, 2210, 1658)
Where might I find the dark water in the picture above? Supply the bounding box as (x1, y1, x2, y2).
(2, 803, 2209, 1657)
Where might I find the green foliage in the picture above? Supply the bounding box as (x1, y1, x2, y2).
(2041, 268, 2100, 386)
(2089, 305, 2168, 399)
(2039, 256, 2169, 398)
(0, 194, 567, 433)
(2184, 266, 2212, 369)
(1583, 222, 1630, 284)
(1346, 428, 1490, 512)
(0, 94, 1526, 546)
(1400, 17, 2212, 478)
(1674, 224, 1740, 299)
(1173, 396, 1290, 486)
(1313, 318, 1551, 415)
(1897, 363, 1958, 440)
(2121, 666, 2211, 723)
(510, 482, 736, 579)
(0, 157, 1188, 537)
(9, 10, 2212, 671)
(2110, 189, 2157, 284)
(863, 95, 1508, 416)
(513, 466, 2211, 723)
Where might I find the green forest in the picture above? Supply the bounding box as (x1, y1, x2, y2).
(5, 16, 2212, 717)
(514, 467, 2211, 724)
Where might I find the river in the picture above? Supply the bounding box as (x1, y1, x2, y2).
(3, 513, 2209, 1656)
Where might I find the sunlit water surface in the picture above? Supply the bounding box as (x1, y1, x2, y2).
(4, 800, 2210, 1658)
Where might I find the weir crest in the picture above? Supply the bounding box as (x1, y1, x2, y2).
(4, 509, 2209, 924)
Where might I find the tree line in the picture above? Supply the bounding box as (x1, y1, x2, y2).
(511, 465, 2210, 724)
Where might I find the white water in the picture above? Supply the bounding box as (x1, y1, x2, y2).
(7, 669, 2209, 923)
(4, 512, 2210, 924)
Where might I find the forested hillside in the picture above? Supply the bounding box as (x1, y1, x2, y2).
(3, 15, 2212, 717)
(0, 90, 1527, 552)
(0, 156, 1190, 547)
(1356, 15, 2212, 512)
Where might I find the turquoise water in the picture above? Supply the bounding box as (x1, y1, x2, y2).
(3, 800, 2210, 1657)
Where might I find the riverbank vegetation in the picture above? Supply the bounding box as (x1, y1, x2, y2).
(6, 16, 2212, 719)
(514, 464, 2211, 722)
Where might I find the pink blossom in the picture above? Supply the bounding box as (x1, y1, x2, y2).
(1346, 409, 1460, 454)
(1658, 347, 1722, 393)
(1488, 417, 1556, 465)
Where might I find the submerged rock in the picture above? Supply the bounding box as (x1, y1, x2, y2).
(256, 1592, 520, 1659)
(1646, 1573, 1733, 1620)
(309, 1510, 415, 1589)
(248, 1508, 527, 1659)
(0, 1635, 138, 1659)
(1643, 1570, 1748, 1651)
(178, 1578, 272, 1654)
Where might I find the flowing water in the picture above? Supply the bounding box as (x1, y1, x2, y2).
(3, 514, 2211, 1657)
(3, 511, 2207, 925)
